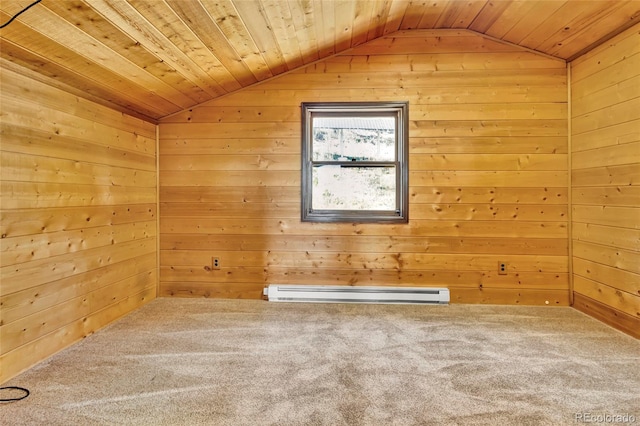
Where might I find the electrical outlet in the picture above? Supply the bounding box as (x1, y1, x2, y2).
(212, 257, 220, 270)
(498, 262, 507, 275)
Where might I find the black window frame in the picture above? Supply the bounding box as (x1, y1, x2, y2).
(301, 101, 409, 223)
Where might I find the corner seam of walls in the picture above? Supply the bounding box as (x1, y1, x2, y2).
(567, 62, 574, 306)
(155, 124, 161, 298)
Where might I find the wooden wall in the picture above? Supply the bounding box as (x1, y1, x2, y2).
(570, 24, 640, 338)
(0, 62, 158, 383)
(159, 30, 569, 305)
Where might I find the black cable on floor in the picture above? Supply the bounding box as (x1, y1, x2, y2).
(0, 386, 30, 402)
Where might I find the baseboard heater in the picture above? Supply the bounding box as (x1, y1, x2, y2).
(263, 285, 450, 305)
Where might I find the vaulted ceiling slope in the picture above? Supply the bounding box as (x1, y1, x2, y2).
(1, 0, 639, 122)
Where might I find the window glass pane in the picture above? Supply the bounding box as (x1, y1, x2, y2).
(312, 165, 396, 210)
(312, 116, 396, 161)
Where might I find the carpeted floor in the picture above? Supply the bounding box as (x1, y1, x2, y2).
(1, 298, 638, 425)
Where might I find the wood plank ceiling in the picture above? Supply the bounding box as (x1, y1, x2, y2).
(1, 0, 639, 122)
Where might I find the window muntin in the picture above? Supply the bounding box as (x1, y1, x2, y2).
(301, 102, 409, 223)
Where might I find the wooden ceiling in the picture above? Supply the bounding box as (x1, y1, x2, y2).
(1, 0, 639, 122)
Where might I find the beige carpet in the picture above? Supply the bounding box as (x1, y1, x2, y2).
(1, 299, 638, 425)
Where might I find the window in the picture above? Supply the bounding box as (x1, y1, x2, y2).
(301, 102, 409, 223)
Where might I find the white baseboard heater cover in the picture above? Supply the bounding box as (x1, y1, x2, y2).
(263, 285, 449, 305)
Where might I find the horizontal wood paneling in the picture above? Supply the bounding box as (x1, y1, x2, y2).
(1, 221, 156, 266)
(572, 164, 640, 188)
(160, 219, 567, 239)
(570, 119, 640, 153)
(166, 86, 567, 110)
(0, 238, 157, 295)
(570, 23, 640, 337)
(572, 223, 640, 252)
(259, 70, 567, 90)
(160, 234, 568, 252)
(0, 68, 155, 138)
(1, 254, 157, 326)
(160, 153, 568, 171)
(572, 241, 640, 275)
(0, 182, 156, 210)
(571, 141, 640, 170)
(159, 202, 568, 222)
(573, 186, 640, 207)
(159, 186, 568, 204)
(318, 51, 566, 71)
(159, 31, 568, 304)
(569, 25, 640, 83)
(0, 286, 156, 387)
(1, 124, 156, 171)
(573, 293, 640, 339)
(160, 251, 568, 270)
(0, 67, 157, 383)
(1, 204, 156, 239)
(573, 258, 639, 298)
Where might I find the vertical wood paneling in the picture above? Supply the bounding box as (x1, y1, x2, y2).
(0, 65, 158, 383)
(570, 23, 640, 338)
(159, 30, 569, 306)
